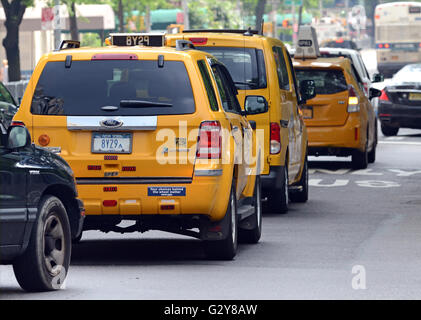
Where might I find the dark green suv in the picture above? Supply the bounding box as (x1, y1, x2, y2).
(0, 121, 84, 292)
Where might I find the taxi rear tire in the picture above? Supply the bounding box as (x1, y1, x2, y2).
(352, 136, 369, 170)
(289, 156, 309, 203)
(381, 123, 399, 136)
(203, 183, 238, 260)
(264, 165, 289, 214)
(368, 128, 377, 164)
(239, 176, 262, 244)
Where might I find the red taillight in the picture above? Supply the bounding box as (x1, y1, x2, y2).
(160, 205, 175, 210)
(378, 44, 383, 48)
(103, 200, 117, 207)
(347, 85, 360, 112)
(197, 121, 222, 159)
(270, 122, 281, 154)
(88, 165, 102, 170)
(91, 54, 138, 60)
(103, 187, 117, 192)
(122, 166, 136, 171)
(104, 155, 118, 160)
(189, 37, 208, 45)
(379, 89, 389, 101)
(11, 121, 25, 127)
(384, 43, 390, 49)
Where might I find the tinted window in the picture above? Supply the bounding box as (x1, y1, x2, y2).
(0, 83, 16, 105)
(273, 46, 290, 90)
(197, 60, 219, 111)
(211, 64, 241, 113)
(31, 60, 195, 116)
(196, 47, 267, 90)
(295, 69, 348, 95)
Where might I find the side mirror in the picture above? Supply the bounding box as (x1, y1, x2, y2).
(299, 79, 316, 104)
(244, 95, 268, 115)
(372, 73, 384, 83)
(7, 125, 31, 150)
(369, 87, 382, 99)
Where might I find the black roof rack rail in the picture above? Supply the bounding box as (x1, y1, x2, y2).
(183, 29, 259, 36)
(56, 40, 80, 51)
(176, 40, 196, 51)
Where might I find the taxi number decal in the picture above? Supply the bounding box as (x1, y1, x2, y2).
(111, 34, 164, 47)
(148, 187, 186, 197)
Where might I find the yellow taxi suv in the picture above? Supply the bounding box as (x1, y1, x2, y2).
(293, 27, 381, 169)
(167, 29, 315, 213)
(13, 34, 265, 260)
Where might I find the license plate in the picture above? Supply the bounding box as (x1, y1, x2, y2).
(301, 107, 313, 119)
(92, 133, 132, 153)
(409, 93, 421, 100)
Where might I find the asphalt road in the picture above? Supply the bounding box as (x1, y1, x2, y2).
(1, 127, 420, 299)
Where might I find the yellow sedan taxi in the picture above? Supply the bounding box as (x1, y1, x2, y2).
(13, 34, 265, 259)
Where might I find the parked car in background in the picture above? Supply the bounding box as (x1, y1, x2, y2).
(378, 63, 421, 136)
(320, 38, 359, 50)
(0, 81, 18, 128)
(0, 121, 84, 292)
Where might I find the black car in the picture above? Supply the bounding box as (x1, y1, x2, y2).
(0, 121, 84, 292)
(378, 64, 421, 136)
(0, 81, 18, 128)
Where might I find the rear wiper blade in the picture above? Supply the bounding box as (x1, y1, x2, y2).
(234, 81, 258, 88)
(120, 100, 172, 108)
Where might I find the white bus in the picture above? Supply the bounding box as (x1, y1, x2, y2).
(375, 1, 421, 77)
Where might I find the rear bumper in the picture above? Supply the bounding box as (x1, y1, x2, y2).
(378, 101, 421, 129)
(261, 165, 285, 190)
(76, 175, 231, 222)
(306, 121, 363, 152)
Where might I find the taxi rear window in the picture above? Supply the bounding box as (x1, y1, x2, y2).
(295, 68, 348, 95)
(30, 60, 195, 116)
(195, 47, 267, 90)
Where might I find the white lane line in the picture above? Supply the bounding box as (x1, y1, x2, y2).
(379, 141, 421, 146)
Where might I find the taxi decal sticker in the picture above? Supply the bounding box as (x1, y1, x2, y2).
(148, 187, 186, 197)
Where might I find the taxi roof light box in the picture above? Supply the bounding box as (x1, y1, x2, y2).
(295, 26, 320, 60)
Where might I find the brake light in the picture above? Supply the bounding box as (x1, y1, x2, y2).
(88, 165, 101, 170)
(384, 43, 390, 49)
(378, 44, 383, 49)
(11, 121, 25, 127)
(103, 187, 117, 192)
(103, 200, 117, 207)
(91, 54, 138, 60)
(347, 85, 360, 113)
(122, 166, 136, 171)
(189, 37, 208, 45)
(196, 121, 222, 159)
(270, 122, 281, 154)
(379, 89, 389, 101)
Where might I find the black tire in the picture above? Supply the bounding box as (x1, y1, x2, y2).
(264, 165, 289, 214)
(381, 123, 399, 136)
(289, 156, 309, 203)
(203, 183, 238, 260)
(368, 126, 377, 164)
(352, 147, 368, 170)
(13, 196, 71, 292)
(239, 176, 262, 244)
(72, 232, 83, 244)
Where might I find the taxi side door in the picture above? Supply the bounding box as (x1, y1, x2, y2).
(209, 61, 251, 198)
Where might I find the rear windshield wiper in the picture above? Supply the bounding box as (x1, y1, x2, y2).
(234, 81, 258, 89)
(120, 100, 173, 108)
